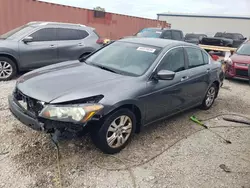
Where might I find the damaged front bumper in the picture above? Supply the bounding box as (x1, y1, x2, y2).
(8, 95, 87, 133)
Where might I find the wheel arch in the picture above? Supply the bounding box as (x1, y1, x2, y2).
(103, 101, 143, 133)
(212, 80, 220, 98)
(0, 53, 19, 71)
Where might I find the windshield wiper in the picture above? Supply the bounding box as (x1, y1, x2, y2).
(91, 64, 120, 74)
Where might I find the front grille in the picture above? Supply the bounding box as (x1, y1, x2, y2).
(14, 88, 44, 116)
(235, 69, 249, 77)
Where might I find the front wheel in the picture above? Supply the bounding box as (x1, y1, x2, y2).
(0, 57, 17, 81)
(200, 84, 218, 110)
(91, 109, 136, 154)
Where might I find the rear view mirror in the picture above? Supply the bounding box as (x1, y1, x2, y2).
(156, 70, 175, 80)
(23, 36, 33, 43)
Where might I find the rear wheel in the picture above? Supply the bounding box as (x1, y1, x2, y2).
(0, 57, 17, 81)
(200, 84, 218, 110)
(91, 109, 136, 154)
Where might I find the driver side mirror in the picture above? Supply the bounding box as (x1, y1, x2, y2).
(23, 36, 33, 43)
(156, 70, 175, 80)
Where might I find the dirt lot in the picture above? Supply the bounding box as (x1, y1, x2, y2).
(0, 78, 250, 188)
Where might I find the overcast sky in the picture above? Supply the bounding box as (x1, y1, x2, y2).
(41, 0, 250, 19)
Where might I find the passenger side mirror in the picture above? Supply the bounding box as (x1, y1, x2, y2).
(23, 36, 33, 43)
(243, 37, 247, 40)
(156, 70, 175, 80)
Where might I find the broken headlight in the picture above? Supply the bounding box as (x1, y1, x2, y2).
(39, 104, 103, 123)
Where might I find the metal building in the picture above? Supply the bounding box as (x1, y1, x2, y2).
(157, 13, 250, 38)
(0, 0, 169, 39)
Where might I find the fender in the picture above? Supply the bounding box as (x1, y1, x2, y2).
(103, 99, 144, 116)
(0, 50, 20, 69)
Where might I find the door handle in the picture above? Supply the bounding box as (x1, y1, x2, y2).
(181, 76, 189, 82)
(206, 68, 211, 73)
(78, 43, 83, 46)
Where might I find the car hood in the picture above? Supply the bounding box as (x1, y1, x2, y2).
(231, 54, 250, 64)
(17, 61, 134, 103)
(0, 39, 16, 46)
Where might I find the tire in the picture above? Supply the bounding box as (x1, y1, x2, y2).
(0, 57, 17, 81)
(200, 83, 218, 110)
(91, 108, 136, 154)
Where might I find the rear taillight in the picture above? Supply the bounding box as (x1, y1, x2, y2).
(96, 39, 104, 44)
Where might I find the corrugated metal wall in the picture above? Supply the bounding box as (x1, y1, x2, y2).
(0, 0, 169, 39)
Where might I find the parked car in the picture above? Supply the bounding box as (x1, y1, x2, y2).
(184, 33, 207, 44)
(225, 41, 250, 80)
(9, 38, 223, 154)
(0, 21, 102, 81)
(200, 32, 247, 48)
(133, 28, 184, 41)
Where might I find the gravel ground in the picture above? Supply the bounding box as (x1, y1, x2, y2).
(0, 78, 250, 188)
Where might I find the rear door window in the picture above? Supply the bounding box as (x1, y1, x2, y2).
(30, 28, 57, 42)
(224, 33, 233, 39)
(57, 28, 85, 40)
(185, 48, 205, 68)
(161, 31, 172, 39)
(172, 31, 182, 40)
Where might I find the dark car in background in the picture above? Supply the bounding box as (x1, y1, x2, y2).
(135, 28, 184, 41)
(225, 41, 250, 80)
(200, 32, 247, 48)
(9, 38, 222, 154)
(0, 21, 102, 81)
(184, 33, 207, 45)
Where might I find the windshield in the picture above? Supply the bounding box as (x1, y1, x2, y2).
(85, 42, 162, 76)
(136, 28, 162, 38)
(236, 43, 250, 56)
(0, 25, 34, 39)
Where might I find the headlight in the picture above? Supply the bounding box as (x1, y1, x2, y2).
(39, 104, 103, 123)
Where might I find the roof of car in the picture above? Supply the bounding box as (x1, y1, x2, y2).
(142, 27, 182, 31)
(216, 32, 242, 35)
(118, 37, 194, 48)
(27, 21, 91, 28)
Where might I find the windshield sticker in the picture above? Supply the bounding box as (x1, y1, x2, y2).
(156, 31, 162, 34)
(137, 47, 156, 53)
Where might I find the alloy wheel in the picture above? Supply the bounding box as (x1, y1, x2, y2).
(205, 86, 216, 107)
(0, 61, 13, 79)
(106, 115, 133, 148)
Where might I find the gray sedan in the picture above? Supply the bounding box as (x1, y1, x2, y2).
(9, 38, 223, 154)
